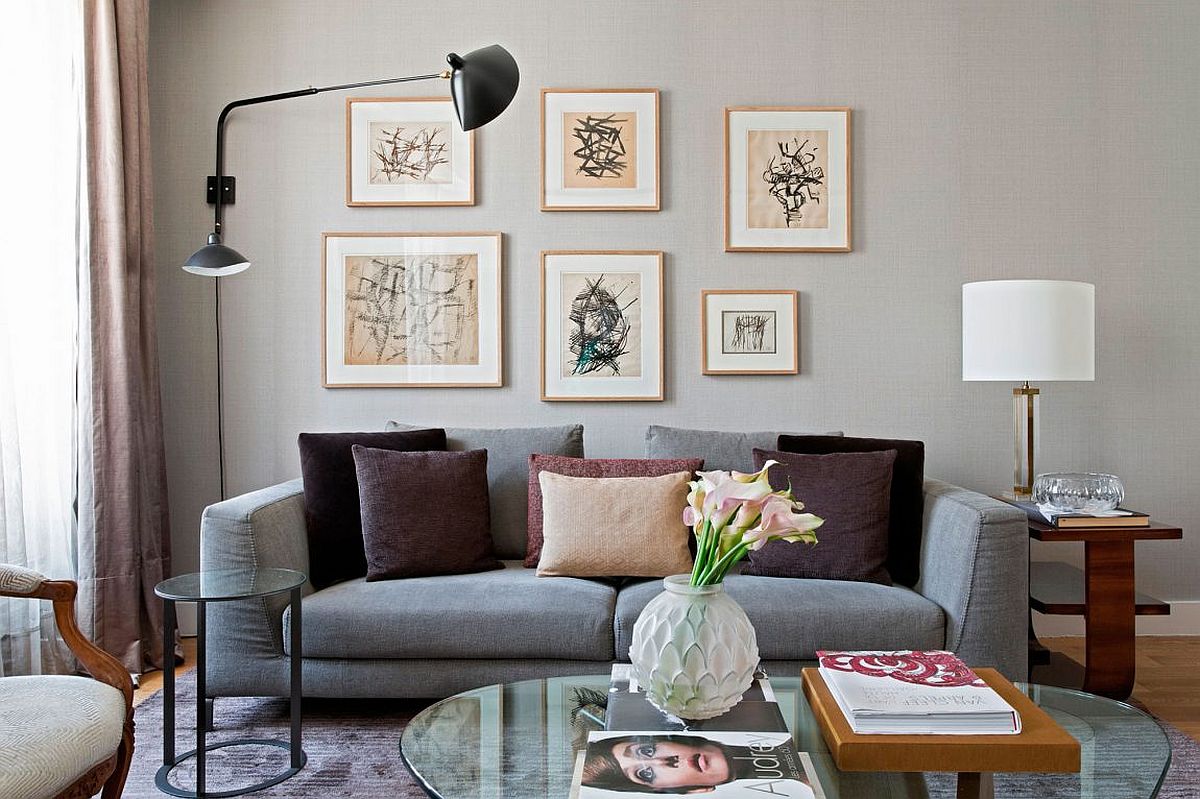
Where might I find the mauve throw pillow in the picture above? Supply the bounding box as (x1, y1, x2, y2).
(776, 434, 925, 587)
(745, 448, 897, 585)
(524, 455, 704, 568)
(353, 446, 502, 581)
(298, 428, 446, 589)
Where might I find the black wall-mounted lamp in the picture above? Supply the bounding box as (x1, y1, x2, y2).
(182, 45, 518, 499)
(183, 44, 519, 276)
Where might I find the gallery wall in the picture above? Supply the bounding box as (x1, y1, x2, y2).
(149, 0, 1200, 629)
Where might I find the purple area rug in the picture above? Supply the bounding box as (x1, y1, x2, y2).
(124, 674, 1200, 797)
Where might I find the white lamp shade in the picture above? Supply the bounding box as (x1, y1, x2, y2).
(962, 280, 1095, 381)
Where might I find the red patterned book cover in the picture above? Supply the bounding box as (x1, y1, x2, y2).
(816, 650, 1020, 735)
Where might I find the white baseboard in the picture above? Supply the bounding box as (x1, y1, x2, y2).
(1034, 600, 1200, 637)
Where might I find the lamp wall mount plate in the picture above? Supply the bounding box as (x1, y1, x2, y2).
(206, 176, 236, 205)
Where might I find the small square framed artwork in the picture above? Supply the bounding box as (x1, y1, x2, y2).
(322, 232, 501, 387)
(702, 290, 798, 375)
(725, 106, 851, 251)
(541, 251, 664, 401)
(345, 97, 474, 206)
(541, 89, 660, 211)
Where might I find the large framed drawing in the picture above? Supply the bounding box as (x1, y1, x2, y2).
(345, 97, 474, 206)
(322, 232, 501, 387)
(702, 290, 799, 375)
(541, 89, 660, 211)
(541, 251, 664, 401)
(725, 107, 851, 252)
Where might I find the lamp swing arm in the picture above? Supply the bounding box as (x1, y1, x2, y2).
(209, 71, 447, 234)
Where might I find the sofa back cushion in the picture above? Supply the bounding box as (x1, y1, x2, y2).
(298, 428, 446, 589)
(353, 446, 502, 580)
(536, 471, 694, 578)
(525, 455, 704, 567)
(645, 425, 842, 473)
(386, 422, 584, 559)
(776, 434, 925, 587)
(746, 448, 896, 585)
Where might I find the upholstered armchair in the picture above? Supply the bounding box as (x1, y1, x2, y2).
(0, 564, 134, 799)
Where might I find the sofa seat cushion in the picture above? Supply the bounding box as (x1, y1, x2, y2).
(0, 675, 126, 799)
(285, 561, 616, 660)
(614, 573, 944, 661)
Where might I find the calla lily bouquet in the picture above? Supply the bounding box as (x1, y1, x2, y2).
(683, 460, 824, 586)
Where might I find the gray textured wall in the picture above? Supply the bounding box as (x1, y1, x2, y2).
(150, 1, 1200, 610)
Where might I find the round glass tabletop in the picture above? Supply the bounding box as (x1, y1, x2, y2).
(154, 568, 306, 602)
(400, 673, 1171, 799)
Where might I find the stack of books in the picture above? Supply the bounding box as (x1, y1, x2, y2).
(1006, 498, 1150, 528)
(816, 650, 1021, 735)
(568, 665, 826, 797)
(604, 663, 789, 732)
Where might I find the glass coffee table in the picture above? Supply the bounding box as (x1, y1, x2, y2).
(400, 673, 1171, 798)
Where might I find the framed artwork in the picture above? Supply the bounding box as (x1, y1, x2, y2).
(541, 251, 664, 401)
(322, 232, 501, 387)
(725, 106, 851, 252)
(345, 97, 474, 206)
(541, 89, 660, 211)
(702, 290, 799, 375)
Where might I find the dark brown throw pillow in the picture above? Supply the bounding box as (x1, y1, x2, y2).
(745, 448, 897, 585)
(524, 455, 704, 568)
(776, 434, 925, 586)
(353, 446, 502, 581)
(298, 429, 446, 589)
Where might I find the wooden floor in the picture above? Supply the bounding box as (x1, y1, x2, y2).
(137, 637, 1200, 742)
(1042, 636, 1200, 741)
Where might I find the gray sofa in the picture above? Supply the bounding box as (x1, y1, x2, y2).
(199, 425, 1028, 701)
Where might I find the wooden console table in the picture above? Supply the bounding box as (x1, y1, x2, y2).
(1026, 518, 1182, 700)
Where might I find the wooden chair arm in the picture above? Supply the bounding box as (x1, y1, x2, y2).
(1, 576, 134, 710)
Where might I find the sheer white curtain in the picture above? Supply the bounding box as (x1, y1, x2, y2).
(0, 0, 86, 675)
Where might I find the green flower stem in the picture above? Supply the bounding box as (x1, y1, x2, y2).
(690, 520, 713, 586)
(696, 542, 750, 586)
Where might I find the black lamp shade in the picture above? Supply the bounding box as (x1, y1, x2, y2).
(448, 44, 519, 131)
(183, 233, 250, 276)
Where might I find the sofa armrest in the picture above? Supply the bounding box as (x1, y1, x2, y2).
(916, 479, 1028, 681)
(200, 478, 309, 696)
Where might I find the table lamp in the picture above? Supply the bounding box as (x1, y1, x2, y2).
(962, 280, 1095, 497)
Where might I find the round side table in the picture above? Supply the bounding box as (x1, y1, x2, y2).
(154, 568, 307, 798)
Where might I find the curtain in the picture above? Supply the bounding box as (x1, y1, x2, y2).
(82, 0, 172, 673)
(0, 1, 85, 676)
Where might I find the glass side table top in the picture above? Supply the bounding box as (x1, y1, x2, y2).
(400, 673, 1171, 799)
(154, 567, 306, 602)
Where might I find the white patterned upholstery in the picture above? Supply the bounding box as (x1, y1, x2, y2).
(0, 564, 45, 596)
(0, 675, 125, 799)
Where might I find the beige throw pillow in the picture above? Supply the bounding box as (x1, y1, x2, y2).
(537, 471, 694, 578)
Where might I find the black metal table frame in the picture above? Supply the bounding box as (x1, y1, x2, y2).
(156, 584, 305, 798)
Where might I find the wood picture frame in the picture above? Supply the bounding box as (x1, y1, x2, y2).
(322, 231, 502, 388)
(345, 97, 475, 206)
(701, 289, 799, 375)
(540, 250, 664, 401)
(724, 106, 851, 252)
(541, 89, 660, 211)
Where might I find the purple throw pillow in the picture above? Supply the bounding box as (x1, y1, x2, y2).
(298, 429, 446, 589)
(776, 434, 924, 587)
(524, 455, 704, 568)
(353, 446, 502, 581)
(744, 448, 897, 585)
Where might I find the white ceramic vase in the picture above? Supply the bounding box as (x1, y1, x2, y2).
(628, 574, 759, 720)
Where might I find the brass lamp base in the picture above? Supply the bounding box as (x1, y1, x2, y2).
(1013, 382, 1040, 497)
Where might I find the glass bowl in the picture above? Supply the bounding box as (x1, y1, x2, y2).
(1033, 472, 1125, 514)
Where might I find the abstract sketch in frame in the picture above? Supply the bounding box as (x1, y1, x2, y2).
(541, 251, 664, 401)
(725, 107, 851, 251)
(345, 97, 475, 206)
(701, 289, 799, 375)
(322, 232, 501, 387)
(541, 89, 660, 211)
